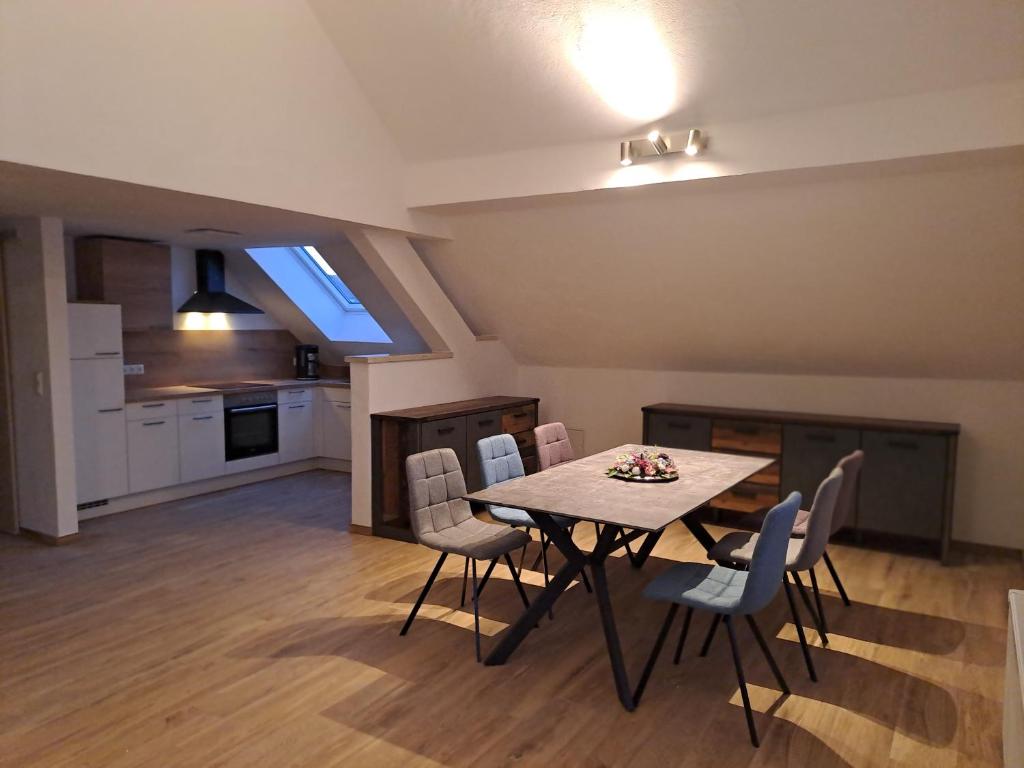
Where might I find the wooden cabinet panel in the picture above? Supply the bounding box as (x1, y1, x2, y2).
(502, 405, 536, 435)
(179, 412, 226, 482)
(711, 483, 780, 514)
(75, 238, 172, 331)
(279, 402, 315, 463)
(466, 409, 504, 491)
(712, 420, 782, 455)
(781, 424, 861, 526)
(645, 414, 711, 451)
(858, 430, 948, 541)
(127, 417, 180, 493)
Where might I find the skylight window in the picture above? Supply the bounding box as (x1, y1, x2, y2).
(246, 245, 392, 344)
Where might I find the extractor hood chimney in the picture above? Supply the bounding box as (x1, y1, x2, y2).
(176, 249, 263, 314)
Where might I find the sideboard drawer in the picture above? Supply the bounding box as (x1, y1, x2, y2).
(646, 414, 711, 451)
(711, 482, 780, 514)
(712, 420, 781, 455)
(420, 416, 468, 473)
(502, 405, 536, 435)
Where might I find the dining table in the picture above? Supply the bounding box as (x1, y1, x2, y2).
(463, 443, 774, 711)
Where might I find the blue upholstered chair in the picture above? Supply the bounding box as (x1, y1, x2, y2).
(634, 492, 802, 748)
(475, 434, 589, 599)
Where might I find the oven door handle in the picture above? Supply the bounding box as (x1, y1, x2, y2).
(228, 404, 278, 414)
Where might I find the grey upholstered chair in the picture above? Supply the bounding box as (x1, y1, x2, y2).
(635, 492, 801, 748)
(401, 448, 532, 662)
(476, 434, 590, 599)
(707, 467, 844, 681)
(534, 422, 575, 471)
(792, 450, 864, 609)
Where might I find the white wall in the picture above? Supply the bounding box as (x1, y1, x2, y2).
(520, 365, 1024, 550)
(0, 0, 444, 237)
(1, 217, 77, 538)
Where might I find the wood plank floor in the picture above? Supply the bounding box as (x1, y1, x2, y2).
(0, 470, 1019, 767)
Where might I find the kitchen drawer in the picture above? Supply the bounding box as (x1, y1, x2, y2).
(711, 483, 780, 514)
(501, 405, 536, 435)
(466, 409, 503, 491)
(645, 413, 711, 451)
(177, 394, 223, 416)
(420, 416, 468, 473)
(858, 430, 948, 540)
(712, 420, 781, 455)
(320, 387, 351, 404)
(127, 399, 179, 421)
(278, 387, 313, 405)
(781, 424, 861, 526)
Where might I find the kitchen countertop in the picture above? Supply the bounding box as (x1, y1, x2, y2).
(125, 378, 350, 403)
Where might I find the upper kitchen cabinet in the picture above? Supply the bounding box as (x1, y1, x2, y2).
(75, 237, 172, 331)
(67, 303, 123, 359)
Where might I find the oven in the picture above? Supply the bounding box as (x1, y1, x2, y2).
(224, 391, 278, 461)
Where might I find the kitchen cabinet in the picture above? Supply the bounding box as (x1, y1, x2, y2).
(68, 303, 123, 360)
(322, 400, 352, 461)
(279, 401, 315, 463)
(73, 404, 128, 504)
(75, 238, 172, 331)
(127, 416, 180, 493)
(179, 410, 226, 483)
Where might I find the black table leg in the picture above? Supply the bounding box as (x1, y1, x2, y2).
(589, 524, 635, 711)
(627, 530, 665, 568)
(682, 512, 719, 553)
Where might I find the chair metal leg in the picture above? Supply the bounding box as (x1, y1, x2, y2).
(504, 553, 531, 609)
(700, 613, 722, 657)
(809, 566, 828, 635)
(475, 557, 499, 600)
(792, 571, 828, 646)
(471, 558, 481, 662)
(460, 556, 469, 607)
(530, 530, 553, 570)
(673, 606, 694, 664)
(724, 615, 759, 748)
(822, 550, 851, 606)
(745, 614, 789, 695)
(517, 541, 528, 576)
(783, 577, 817, 681)
(400, 552, 448, 636)
(633, 603, 678, 705)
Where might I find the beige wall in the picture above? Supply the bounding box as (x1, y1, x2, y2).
(1, 217, 77, 538)
(520, 365, 1024, 550)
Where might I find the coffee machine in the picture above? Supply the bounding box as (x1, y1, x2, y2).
(294, 344, 320, 380)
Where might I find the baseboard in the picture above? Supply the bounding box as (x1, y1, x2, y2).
(21, 528, 80, 546)
(348, 523, 372, 536)
(79, 458, 351, 521)
(950, 539, 1023, 560)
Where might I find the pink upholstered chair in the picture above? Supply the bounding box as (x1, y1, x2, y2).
(535, 422, 575, 471)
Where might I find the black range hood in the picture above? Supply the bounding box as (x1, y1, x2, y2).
(176, 249, 263, 314)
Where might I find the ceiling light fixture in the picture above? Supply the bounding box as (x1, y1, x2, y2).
(616, 128, 707, 165)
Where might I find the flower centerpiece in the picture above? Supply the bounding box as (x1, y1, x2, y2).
(606, 448, 679, 482)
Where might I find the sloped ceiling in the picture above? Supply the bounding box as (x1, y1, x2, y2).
(418, 151, 1024, 379)
(310, 0, 1024, 162)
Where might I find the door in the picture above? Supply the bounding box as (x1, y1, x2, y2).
(781, 424, 861, 528)
(279, 402, 315, 463)
(645, 413, 712, 450)
(323, 400, 352, 460)
(179, 412, 226, 482)
(0, 249, 16, 532)
(127, 418, 180, 493)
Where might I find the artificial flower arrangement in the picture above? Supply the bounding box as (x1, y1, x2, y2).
(606, 448, 679, 482)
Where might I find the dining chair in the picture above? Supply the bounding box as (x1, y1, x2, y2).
(534, 421, 575, 471)
(476, 434, 591, 600)
(707, 468, 843, 681)
(792, 450, 864, 610)
(401, 448, 532, 662)
(635, 492, 801, 748)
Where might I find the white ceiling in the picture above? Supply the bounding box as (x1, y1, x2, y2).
(310, 0, 1024, 162)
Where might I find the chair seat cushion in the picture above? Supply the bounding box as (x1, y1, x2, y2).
(707, 531, 803, 569)
(488, 506, 573, 530)
(791, 508, 811, 536)
(420, 517, 531, 560)
(643, 562, 749, 614)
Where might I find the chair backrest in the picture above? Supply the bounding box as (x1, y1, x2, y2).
(790, 467, 844, 570)
(535, 422, 575, 471)
(476, 433, 525, 488)
(830, 450, 864, 535)
(737, 491, 801, 614)
(405, 448, 473, 542)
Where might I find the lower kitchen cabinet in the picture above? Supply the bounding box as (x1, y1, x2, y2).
(127, 416, 180, 493)
(75, 408, 129, 503)
(279, 401, 316, 463)
(178, 411, 226, 482)
(322, 400, 352, 460)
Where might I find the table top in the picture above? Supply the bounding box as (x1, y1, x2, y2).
(464, 444, 773, 532)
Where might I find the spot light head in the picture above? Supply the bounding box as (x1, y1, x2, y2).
(620, 140, 634, 166)
(647, 130, 669, 155)
(684, 128, 703, 157)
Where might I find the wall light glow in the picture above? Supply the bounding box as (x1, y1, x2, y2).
(571, 9, 677, 121)
(182, 312, 231, 331)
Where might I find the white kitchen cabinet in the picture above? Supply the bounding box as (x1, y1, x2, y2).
(127, 417, 180, 493)
(71, 357, 128, 504)
(278, 387, 313, 405)
(278, 401, 315, 463)
(68, 303, 123, 360)
(322, 399, 352, 461)
(178, 411, 226, 482)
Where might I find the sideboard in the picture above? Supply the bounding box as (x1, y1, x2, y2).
(371, 396, 540, 541)
(642, 403, 960, 562)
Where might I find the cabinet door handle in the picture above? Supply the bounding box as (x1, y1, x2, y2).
(477, 418, 495, 427)
(335, 404, 351, 409)
(805, 432, 836, 443)
(668, 421, 692, 430)
(437, 426, 455, 435)
(141, 403, 165, 409)
(289, 404, 306, 409)
(288, 389, 307, 394)
(142, 420, 165, 426)
(97, 407, 123, 413)
(192, 415, 213, 421)
(510, 412, 527, 419)
(95, 351, 120, 356)
(732, 488, 757, 499)
(888, 439, 919, 450)
(734, 425, 759, 435)
(191, 398, 213, 404)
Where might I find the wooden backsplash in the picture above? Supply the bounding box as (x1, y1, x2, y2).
(122, 330, 299, 388)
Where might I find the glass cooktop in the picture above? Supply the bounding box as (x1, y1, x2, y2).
(193, 382, 270, 391)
